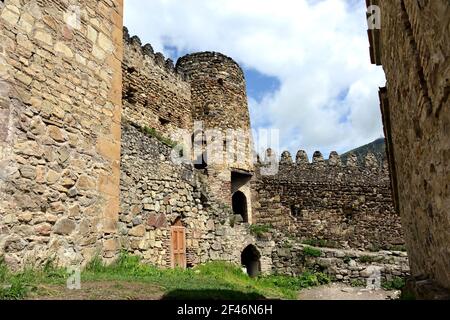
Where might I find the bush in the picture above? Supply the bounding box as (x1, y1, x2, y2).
(303, 246, 321, 257)
(389, 245, 407, 252)
(350, 279, 366, 287)
(382, 277, 406, 290)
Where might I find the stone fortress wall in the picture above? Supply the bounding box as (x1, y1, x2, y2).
(118, 28, 266, 271)
(122, 27, 192, 136)
(252, 150, 404, 252)
(119, 122, 273, 271)
(367, 0, 449, 297)
(0, 0, 123, 268)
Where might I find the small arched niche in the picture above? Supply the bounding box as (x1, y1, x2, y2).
(241, 244, 261, 277)
(232, 191, 248, 223)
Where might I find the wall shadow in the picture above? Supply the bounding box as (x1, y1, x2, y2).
(160, 289, 266, 300)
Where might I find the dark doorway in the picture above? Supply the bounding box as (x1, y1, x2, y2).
(232, 191, 248, 222)
(241, 244, 261, 277)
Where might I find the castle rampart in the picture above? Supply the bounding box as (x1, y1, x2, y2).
(122, 27, 192, 137)
(252, 149, 404, 251)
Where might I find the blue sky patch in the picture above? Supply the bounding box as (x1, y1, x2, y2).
(243, 68, 281, 103)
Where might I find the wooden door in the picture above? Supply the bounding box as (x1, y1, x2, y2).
(171, 226, 186, 269)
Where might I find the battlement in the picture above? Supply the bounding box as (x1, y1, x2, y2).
(176, 51, 245, 79)
(260, 149, 387, 171)
(123, 27, 187, 80)
(122, 27, 192, 135)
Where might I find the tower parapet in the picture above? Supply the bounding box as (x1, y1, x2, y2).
(176, 52, 250, 133)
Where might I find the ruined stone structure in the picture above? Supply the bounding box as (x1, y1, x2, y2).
(367, 0, 449, 298)
(272, 241, 409, 285)
(1, 0, 408, 287)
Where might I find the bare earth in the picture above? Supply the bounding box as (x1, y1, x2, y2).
(298, 283, 401, 300)
(28, 281, 400, 300)
(28, 281, 165, 300)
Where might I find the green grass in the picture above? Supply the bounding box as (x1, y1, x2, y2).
(302, 246, 322, 257)
(249, 224, 272, 237)
(128, 120, 178, 148)
(0, 253, 330, 300)
(0, 257, 67, 300)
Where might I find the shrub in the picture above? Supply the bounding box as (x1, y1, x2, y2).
(367, 244, 381, 252)
(389, 245, 407, 252)
(382, 277, 406, 290)
(343, 256, 352, 264)
(350, 279, 366, 287)
(303, 246, 321, 257)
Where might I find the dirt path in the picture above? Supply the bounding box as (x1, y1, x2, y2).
(28, 281, 400, 300)
(29, 281, 165, 300)
(298, 283, 401, 300)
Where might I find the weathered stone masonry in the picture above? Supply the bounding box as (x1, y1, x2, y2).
(367, 0, 449, 297)
(0, 0, 123, 268)
(252, 150, 404, 252)
(119, 122, 273, 272)
(122, 27, 192, 137)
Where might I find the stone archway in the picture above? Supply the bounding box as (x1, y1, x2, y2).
(241, 244, 261, 277)
(232, 191, 248, 223)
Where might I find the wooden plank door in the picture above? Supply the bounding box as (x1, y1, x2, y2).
(171, 226, 186, 269)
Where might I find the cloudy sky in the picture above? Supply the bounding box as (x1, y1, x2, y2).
(124, 0, 386, 159)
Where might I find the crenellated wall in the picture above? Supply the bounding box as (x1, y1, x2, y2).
(122, 27, 192, 138)
(0, 0, 416, 286)
(252, 149, 404, 251)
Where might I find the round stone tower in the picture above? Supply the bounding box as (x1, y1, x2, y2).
(176, 52, 251, 131)
(176, 52, 254, 221)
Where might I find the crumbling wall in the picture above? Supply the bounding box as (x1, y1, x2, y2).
(369, 0, 449, 295)
(119, 122, 273, 271)
(252, 150, 404, 251)
(0, 0, 123, 268)
(271, 240, 409, 285)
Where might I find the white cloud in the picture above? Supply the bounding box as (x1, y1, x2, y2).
(124, 0, 386, 158)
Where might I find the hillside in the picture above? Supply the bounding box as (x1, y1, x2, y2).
(340, 138, 387, 166)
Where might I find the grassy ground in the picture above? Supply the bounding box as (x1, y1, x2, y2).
(0, 253, 330, 300)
